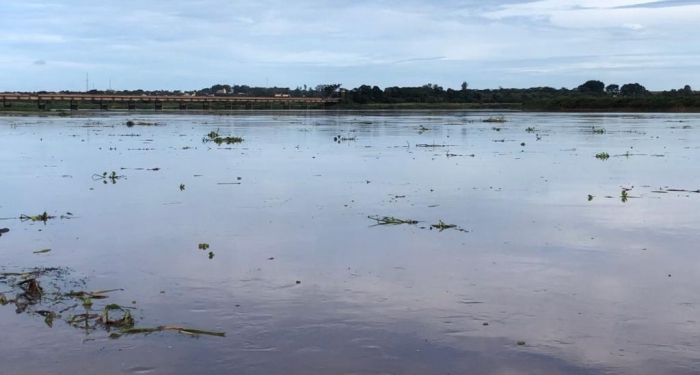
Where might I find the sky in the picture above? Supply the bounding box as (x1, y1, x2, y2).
(1, 0, 698, 92)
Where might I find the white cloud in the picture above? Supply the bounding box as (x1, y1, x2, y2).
(0, 0, 697, 91)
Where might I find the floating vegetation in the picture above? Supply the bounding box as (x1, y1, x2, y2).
(198, 243, 210, 250)
(483, 116, 507, 123)
(213, 136, 244, 145)
(0, 228, 8, 237)
(334, 134, 357, 142)
(20, 212, 55, 223)
(492, 127, 502, 131)
(418, 125, 430, 134)
(588, 195, 594, 201)
(179, 183, 185, 191)
(595, 152, 610, 160)
(0, 267, 224, 338)
(517, 341, 526, 346)
(592, 127, 606, 134)
(33, 249, 52, 254)
(416, 143, 449, 148)
(431, 221, 456, 230)
(208, 251, 215, 259)
(97, 304, 134, 329)
(204, 129, 244, 145)
(368, 216, 419, 225)
(92, 171, 126, 184)
(125, 120, 135, 127)
(526, 127, 536, 132)
(621, 189, 629, 203)
(430, 220, 469, 233)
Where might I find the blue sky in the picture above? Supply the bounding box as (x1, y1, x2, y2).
(1, 0, 698, 91)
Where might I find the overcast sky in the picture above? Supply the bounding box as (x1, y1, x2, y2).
(1, 0, 698, 91)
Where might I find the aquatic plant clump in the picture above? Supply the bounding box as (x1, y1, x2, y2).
(204, 129, 244, 145)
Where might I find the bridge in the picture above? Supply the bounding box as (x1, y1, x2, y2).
(0, 93, 341, 110)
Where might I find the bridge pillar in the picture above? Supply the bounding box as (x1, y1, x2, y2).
(38, 99, 46, 110)
(179, 102, 187, 110)
(100, 101, 109, 111)
(203, 101, 210, 110)
(245, 102, 252, 110)
(2, 98, 11, 108)
(128, 101, 136, 110)
(69, 100, 78, 111)
(155, 100, 163, 110)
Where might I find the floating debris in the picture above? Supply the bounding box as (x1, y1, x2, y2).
(430, 220, 469, 233)
(368, 216, 419, 225)
(483, 116, 507, 123)
(204, 129, 244, 145)
(92, 171, 126, 184)
(0, 267, 223, 339)
(117, 326, 225, 338)
(33, 249, 52, 254)
(20, 212, 55, 223)
(0, 228, 8, 237)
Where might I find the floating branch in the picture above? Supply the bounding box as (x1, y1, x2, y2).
(117, 326, 225, 338)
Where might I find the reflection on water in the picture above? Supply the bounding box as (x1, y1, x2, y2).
(1, 112, 700, 374)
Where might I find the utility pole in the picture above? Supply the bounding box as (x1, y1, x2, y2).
(85, 73, 89, 92)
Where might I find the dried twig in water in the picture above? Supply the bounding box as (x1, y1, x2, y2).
(118, 326, 225, 337)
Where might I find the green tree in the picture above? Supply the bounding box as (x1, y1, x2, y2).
(605, 84, 620, 95)
(578, 80, 605, 94)
(461, 81, 468, 91)
(620, 83, 648, 97)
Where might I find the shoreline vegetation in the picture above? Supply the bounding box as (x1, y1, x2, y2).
(2, 80, 699, 113)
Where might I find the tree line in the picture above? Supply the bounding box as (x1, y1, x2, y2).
(28, 80, 699, 110)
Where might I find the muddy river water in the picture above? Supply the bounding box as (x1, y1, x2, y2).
(1, 112, 699, 374)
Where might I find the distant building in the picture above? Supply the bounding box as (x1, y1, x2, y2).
(216, 89, 227, 95)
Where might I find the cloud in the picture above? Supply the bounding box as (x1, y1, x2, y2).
(33, 60, 46, 65)
(0, 0, 697, 91)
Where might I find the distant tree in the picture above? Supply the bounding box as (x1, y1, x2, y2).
(683, 85, 692, 93)
(316, 83, 342, 97)
(461, 81, 468, 91)
(620, 83, 648, 97)
(605, 84, 620, 95)
(578, 80, 605, 94)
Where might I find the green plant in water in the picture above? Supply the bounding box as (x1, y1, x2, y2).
(20, 211, 54, 223)
(198, 243, 210, 250)
(126, 120, 135, 127)
(368, 216, 419, 225)
(483, 115, 507, 123)
(179, 183, 185, 191)
(595, 152, 610, 160)
(588, 194, 594, 201)
(621, 189, 629, 203)
(526, 127, 535, 132)
(92, 171, 125, 184)
(591, 127, 606, 134)
(213, 136, 244, 145)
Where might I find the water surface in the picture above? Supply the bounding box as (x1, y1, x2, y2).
(1, 112, 700, 374)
